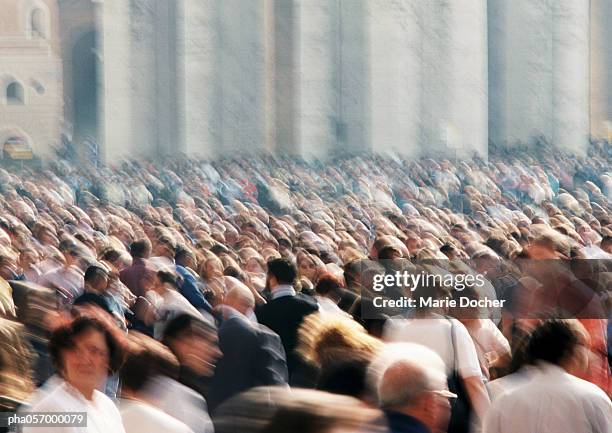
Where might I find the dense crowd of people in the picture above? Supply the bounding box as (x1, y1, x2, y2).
(0, 141, 611, 433)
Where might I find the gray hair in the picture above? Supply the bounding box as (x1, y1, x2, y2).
(367, 343, 448, 408)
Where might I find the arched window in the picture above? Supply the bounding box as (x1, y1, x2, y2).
(30, 8, 46, 39)
(6, 82, 25, 105)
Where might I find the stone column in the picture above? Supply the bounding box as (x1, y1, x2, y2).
(369, 0, 421, 157)
(263, 0, 276, 152)
(217, 0, 266, 155)
(337, 0, 369, 153)
(552, 0, 590, 155)
(294, 0, 338, 159)
(96, 0, 133, 161)
(272, 0, 298, 154)
(489, 0, 591, 155)
(175, 0, 218, 156)
(488, 0, 554, 148)
(445, 0, 488, 158)
(128, 0, 158, 157)
(590, 0, 612, 140)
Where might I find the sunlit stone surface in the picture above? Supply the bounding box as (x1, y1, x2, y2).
(1, 0, 605, 160)
(489, 0, 590, 155)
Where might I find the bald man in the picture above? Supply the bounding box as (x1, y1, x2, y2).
(208, 284, 288, 412)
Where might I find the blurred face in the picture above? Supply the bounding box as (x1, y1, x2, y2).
(0, 257, 18, 280)
(205, 259, 223, 279)
(171, 333, 221, 377)
(298, 258, 317, 281)
(62, 329, 110, 394)
(181, 254, 196, 270)
(92, 274, 109, 292)
(19, 250, 39, 269)
(64, 250, 79, 267)
(245, 257, 264, 274)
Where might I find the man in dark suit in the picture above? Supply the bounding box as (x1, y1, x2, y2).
(209, 283, 288, 412)
(255, 258, 319, 380)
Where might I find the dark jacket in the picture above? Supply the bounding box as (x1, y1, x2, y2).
(385, 411, 431, 433)
(255, 293, 318, 376)
(209, 313, 288, 412)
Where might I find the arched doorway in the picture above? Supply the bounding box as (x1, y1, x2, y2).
(71, 30, 99, 146)
(0, 129, 33, 161)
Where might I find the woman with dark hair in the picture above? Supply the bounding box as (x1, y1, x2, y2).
(20, 316, 126, 433)
(314, 273, 349, 317)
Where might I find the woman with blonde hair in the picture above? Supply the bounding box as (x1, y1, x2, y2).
(0, 319, 34, 409)
(297, 314, 383, 401)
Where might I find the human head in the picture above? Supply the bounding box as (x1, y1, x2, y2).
(601, 236, 612, 254)
(525, 319, 589, 374)
(120, 332, 179, 396)
(297, 252, 321, 283)
(224, 283, 255, 316)
(368, 343, 453, 433)
(49, 316, 123, 399)
(215, 388, 384, 433)
(266, 258, 297, 291)
(315, 273, 345, 303)
(175, 247, 197, 270)
(58, 239, 81, 268)
(155, 236, 177, 259)
(162, 313, 220, 377)
(155, 269, 180, 292)
(84, 264, 109, 293)
(129, 238, 152, 259)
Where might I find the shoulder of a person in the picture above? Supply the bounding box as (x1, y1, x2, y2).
(166, 377, 205, 404)
(295, 293, 319, 308)
(222, 316, 257, 336)
(93, 389, 120, 412)
(24, 383, 74, 412)
(255, 322, 283, 342)
(121, 401, 194, 433)
(565, 373, 612, 402)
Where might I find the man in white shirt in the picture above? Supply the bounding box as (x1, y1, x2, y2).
(384, 313, 491, 426)
(484, 320, 612, 433)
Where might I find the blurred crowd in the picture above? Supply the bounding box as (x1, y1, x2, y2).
(0, 141, 611, 433)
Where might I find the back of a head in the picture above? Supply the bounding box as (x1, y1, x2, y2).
(525, 319, 586, 367)
(316, 351, 372, 400)
(215, 387, 383, 433)
(130, 239, 151, 259)
(262, 389, 383, 433)
(267, 258, 297, 285)
(162, 312, 216, 346)
(84, 264, 108, 284)
(368, 343, 448, 409)
(175, 246, 195, 266)
(225, 283, 256, 311)
(120, 332, 179, 392)
(315, 273, 344, 297)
